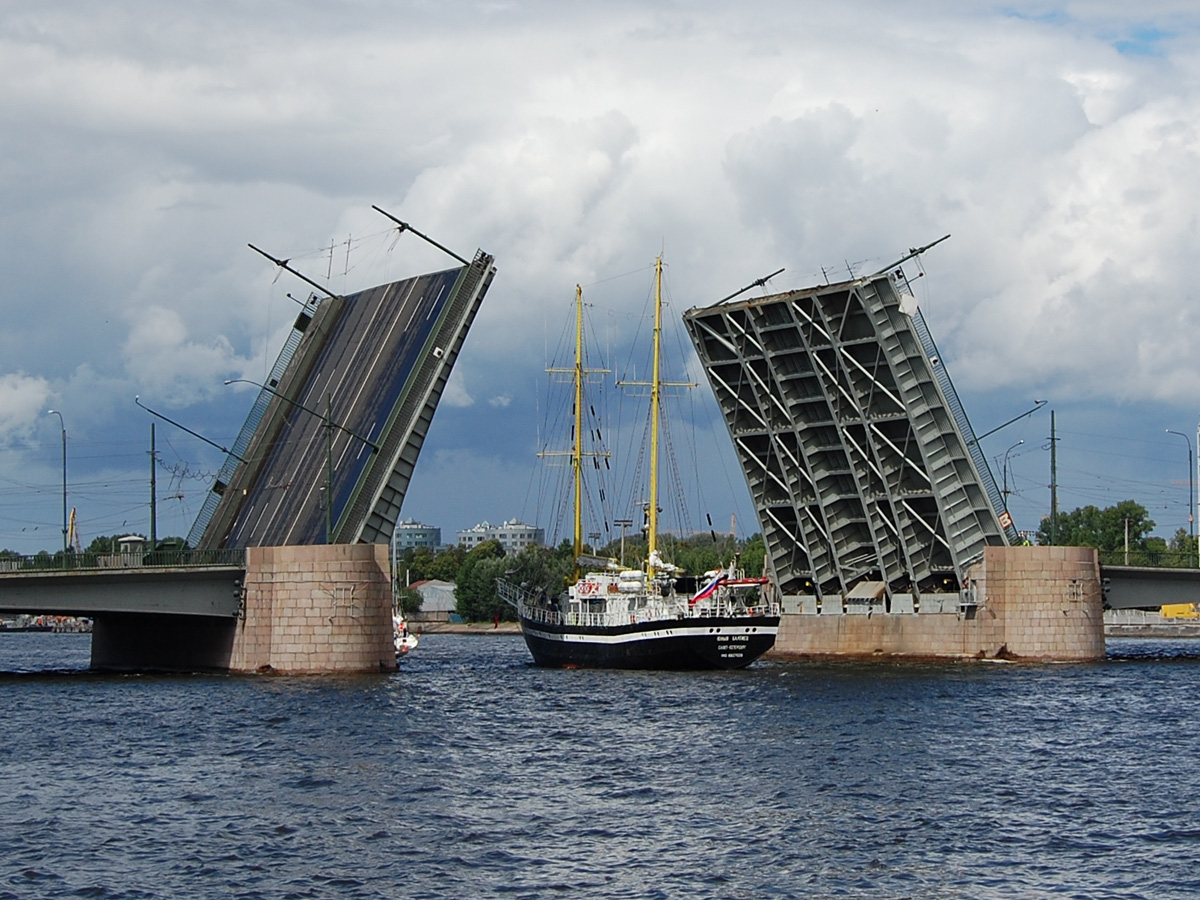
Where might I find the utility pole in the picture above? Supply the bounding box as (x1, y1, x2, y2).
(149, 422, 157, 549)
(614, 519, 633, 567)
(1049, 410, 1058, 544)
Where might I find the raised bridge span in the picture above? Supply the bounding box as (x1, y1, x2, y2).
(193, 247, 496, 549)
(682, 244, 1200, 657)
(0, 214, 495, 670)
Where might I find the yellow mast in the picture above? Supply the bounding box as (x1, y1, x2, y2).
(543, 285, 608, 583)
(647, 258, 663, 578)
(618, 257, 694, 581)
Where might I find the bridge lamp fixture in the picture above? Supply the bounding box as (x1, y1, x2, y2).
(224, 378, 380, 543)
(46, 410, 67, 556)
(1001, 439, 1023, 516)
(1165, 429, 1194, 551)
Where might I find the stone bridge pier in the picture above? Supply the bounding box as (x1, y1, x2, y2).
(230, 544, 395, 674)
(770, 546, 1105, 661)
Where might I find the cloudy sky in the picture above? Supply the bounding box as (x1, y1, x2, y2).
(3, 1, 1200, 555)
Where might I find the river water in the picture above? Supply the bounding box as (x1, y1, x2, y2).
(1, 633, 1198, 899)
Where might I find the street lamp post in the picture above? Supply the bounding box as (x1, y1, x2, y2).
(1001, 439, 1023, 516)
(224, 379, 379, 544)
(46, 410, 67, 556)
(614, 518, 633, 567)
(1166, 428, 1195, 557)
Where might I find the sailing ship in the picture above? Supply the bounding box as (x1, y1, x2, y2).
(499, 259, 779, 669)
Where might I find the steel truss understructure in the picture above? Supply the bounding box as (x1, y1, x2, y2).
(684, 269, 1012, 612)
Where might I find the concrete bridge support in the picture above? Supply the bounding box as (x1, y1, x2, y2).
(770, 546, 1105, 662)
(230, 544, 395, 674)
(92, 613, 238, 671)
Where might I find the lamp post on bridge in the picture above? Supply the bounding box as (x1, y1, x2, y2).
(1001, 439, 1023, 518)
(1166, 429, 1195, 562)
(614, 518, 633, 567)
(46, 410, 67, 557)
(224, 379, 380, 544)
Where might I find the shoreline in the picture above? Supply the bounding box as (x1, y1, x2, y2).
(1105, 624, 1200, 638)
(413, 622, 522, 635)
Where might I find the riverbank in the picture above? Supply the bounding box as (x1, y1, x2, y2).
(1105, 623, 1200, 638)
(414, 621, 522, 635)
(1104, 610, 1200, 638)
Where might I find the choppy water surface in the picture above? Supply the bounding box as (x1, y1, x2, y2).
(2, 633, 1199, 899)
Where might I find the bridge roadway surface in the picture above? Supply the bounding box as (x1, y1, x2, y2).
(226, 267, 461, 547)
(0, 565, 243, 618)
(0, 561, 1192, 620)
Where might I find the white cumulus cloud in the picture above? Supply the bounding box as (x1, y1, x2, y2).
(0, 373, 53, 443)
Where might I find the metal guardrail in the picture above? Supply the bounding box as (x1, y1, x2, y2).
(187, 295, 322, 547)
(1098, 550, 1200, 569)
(0, 547, 246, 574)
(906, 299, 1019, 547)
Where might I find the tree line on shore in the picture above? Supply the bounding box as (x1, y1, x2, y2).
(1034, 499, 1198, 566)
(0, 534, 189, 566)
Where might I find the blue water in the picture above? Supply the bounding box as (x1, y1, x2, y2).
(2, 633, 1199, 899)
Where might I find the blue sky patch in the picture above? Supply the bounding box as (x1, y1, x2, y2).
(1114, 26, 1171, 57)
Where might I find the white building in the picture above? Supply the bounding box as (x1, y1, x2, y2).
(393, 518, 442, 550)
(406, 579, 458, 623)
(456, 518, 545, 553)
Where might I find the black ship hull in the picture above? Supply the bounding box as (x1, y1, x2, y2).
(518, 614, 779, 670)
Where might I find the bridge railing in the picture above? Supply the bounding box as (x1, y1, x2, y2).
(1098, 549, 1198, 569)
(187, 293, 322, 548)
(0, 547, 246, 574)
(903, 286, 1019, 547)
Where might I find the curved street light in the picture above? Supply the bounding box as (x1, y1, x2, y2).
(225, 378, 380, 543)
(1165, 428, 1194, 555)
(224, 380, 379, 453)
(46, 410, 67, 556)
(1001, 439, 1023, 517)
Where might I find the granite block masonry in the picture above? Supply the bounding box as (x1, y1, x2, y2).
(770, 545, 1104, 662)
(231, 543, 395, 674)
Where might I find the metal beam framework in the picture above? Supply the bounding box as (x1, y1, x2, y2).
(684, 270, 1009, 608)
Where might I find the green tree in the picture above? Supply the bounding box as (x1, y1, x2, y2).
(455, 556, 512, 621)
(1036, 500, 1155, 551)
(394, 585, 423, 616)
(1167, 528, 1198, 565)
(428, 545, 466, 582)
(397, 546, 434, 583)
(396, 544, 467, 584)
(740, 533, 766, 577)
(465, 539, 505, 563)
(503, 544, 575, 599)
(85, 535, 121, 554)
